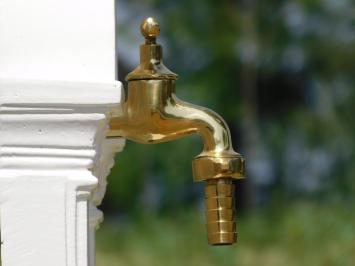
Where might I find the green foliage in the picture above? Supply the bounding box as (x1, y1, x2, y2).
(97, 202, 355, 266)
(106, 136, 202, 212)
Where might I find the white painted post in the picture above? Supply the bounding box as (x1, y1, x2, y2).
(0, 1, 123, 265)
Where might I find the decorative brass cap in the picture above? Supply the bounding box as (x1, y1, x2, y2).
(141, 17, 160, 43)
(126, 17, 178, 81)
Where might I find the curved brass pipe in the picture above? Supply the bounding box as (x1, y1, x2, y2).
(108, 17, 245, 245)
(109, 79, 234, 154)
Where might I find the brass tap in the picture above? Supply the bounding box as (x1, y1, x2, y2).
(108, 17, 246, 245)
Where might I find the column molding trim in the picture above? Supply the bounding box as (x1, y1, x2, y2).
(0, 78, 124, 266)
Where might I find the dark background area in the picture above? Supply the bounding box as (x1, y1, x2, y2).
(97, 0, 355, 265)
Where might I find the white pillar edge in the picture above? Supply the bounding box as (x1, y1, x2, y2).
(0, 78, 124, 266)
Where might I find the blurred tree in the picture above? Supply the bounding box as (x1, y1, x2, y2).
(103, 0, 355, 215)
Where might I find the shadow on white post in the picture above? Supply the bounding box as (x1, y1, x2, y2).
(0, 1, 123, 266)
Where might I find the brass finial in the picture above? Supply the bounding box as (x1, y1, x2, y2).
(125, 17, 178, 81)
(141, 17, 160, 44)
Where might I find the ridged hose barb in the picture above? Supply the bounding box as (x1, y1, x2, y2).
(205, 178, 236, 245)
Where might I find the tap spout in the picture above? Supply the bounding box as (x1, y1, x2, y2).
(108, 79, 245, 245)
(109, 80, 232, 153)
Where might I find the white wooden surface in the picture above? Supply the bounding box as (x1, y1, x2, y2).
(0, 0, 123, 265)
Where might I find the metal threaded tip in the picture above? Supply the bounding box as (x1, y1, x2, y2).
(204, 179, 236, 245)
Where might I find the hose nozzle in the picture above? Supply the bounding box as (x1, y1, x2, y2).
(205, 179, 236, 245)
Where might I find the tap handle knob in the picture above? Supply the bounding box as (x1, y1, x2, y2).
(141, 17, 160, 44)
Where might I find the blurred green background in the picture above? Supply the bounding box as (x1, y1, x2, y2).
(98, 0, 355, 265)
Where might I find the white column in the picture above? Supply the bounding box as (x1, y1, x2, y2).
(0, 1, 123, 265)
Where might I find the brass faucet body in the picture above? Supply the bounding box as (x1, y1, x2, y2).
(108, 17, 245, 245)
